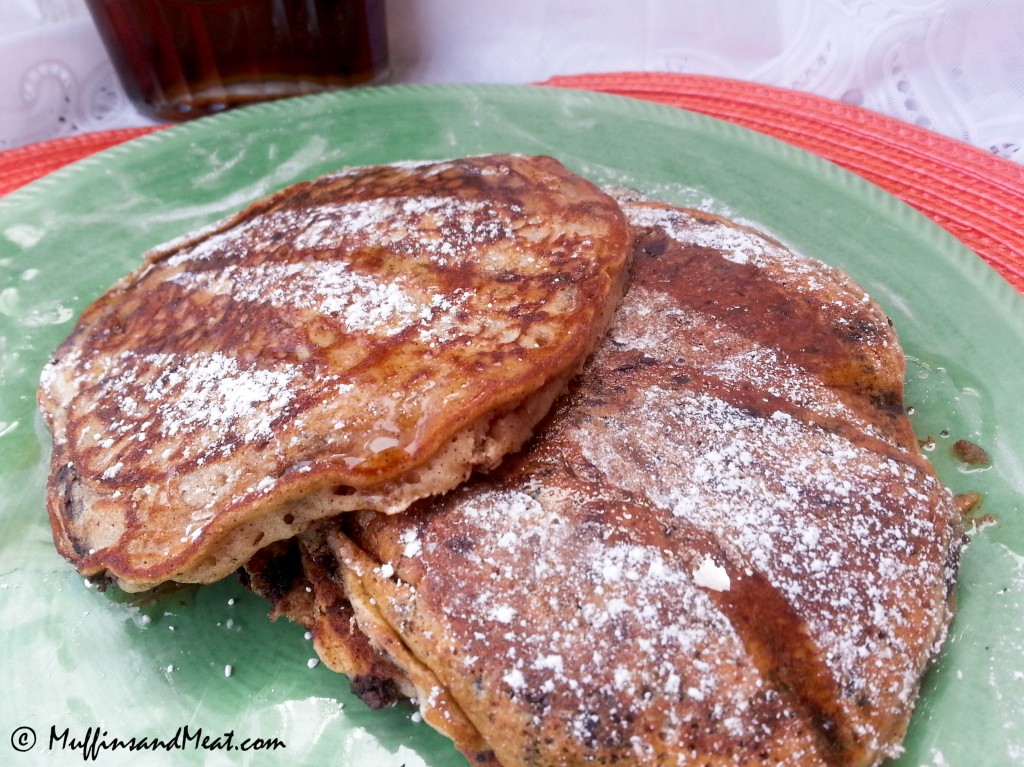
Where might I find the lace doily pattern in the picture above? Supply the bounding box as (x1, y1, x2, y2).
(0, 1, 149, 150)
(789, 0, 1023, 164)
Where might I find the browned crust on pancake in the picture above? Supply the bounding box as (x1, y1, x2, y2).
(38, 154, 632, 591)
(282, 202, 961, 766)
(243, 537, 413, 704)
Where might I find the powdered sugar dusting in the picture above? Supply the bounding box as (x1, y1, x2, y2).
(408, 488, 791, 746)
(169, 261, 469, 339)
(610, 286, 895, 446)
(80, 350, 309, 470)
(625, 204, 870, 318)
(166, 194, 516, 271)
(627, 204, 793, 273)
(142, 351, 297, 441)
(577, 376, 943, 709)
(559, 238, 955, 753)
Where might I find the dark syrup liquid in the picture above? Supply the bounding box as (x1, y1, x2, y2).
(85, 0, 389, 121)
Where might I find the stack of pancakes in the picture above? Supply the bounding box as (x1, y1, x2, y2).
(38, 155, 962, 767)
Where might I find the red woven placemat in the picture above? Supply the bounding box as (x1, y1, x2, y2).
(2, 74, 1022, 295)
(0, 126, 164, 198)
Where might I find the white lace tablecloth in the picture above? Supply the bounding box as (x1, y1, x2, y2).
(3, 0, 1022, 164)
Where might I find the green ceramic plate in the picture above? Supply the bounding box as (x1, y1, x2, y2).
(1, 85, 1021, 767)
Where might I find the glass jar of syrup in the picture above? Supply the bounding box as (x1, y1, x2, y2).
(84, 0, 389, 121)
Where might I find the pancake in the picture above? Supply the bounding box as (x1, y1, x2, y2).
(266, 202, 961, 766)
(37, 154, 632, 592)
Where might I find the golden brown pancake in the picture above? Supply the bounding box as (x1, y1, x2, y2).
(37, 154, 631, 592)
(266, 202, 961, 767)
